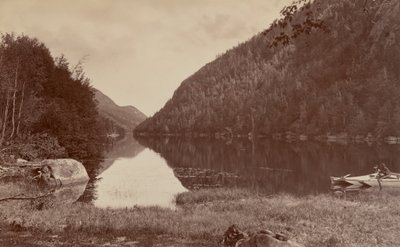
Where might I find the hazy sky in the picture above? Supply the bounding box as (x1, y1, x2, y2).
(0, 0, 291, 116)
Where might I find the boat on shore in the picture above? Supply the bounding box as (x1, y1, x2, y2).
(331, 172, 400, 191)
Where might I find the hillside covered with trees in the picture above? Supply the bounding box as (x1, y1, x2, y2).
(0, 33, 112, 161)
(95, 89, 146, 133)
(135, 0, 400, 139)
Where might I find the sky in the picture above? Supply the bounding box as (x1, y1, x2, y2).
(0, 0, 292, 116)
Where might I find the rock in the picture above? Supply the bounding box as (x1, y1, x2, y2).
(10, 220, 25, 232)
(16, 158, 28, 163)
(333, 190, 344, 197)
(223, 225, 304, 247)
(60, 224, 69, 232)
(39, 159, 89, 186)
(240, 234, 304, 247)
(124, 241, 139, 246)
(116, 236, 127, 242)
(19, 232, 33, 238)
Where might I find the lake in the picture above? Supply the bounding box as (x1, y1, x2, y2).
(80, 136, 400, 208)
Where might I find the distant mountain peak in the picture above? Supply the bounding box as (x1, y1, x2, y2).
(94, 89, 146, 131)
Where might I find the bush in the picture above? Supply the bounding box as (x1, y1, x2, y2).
(4, 133, 66, 161)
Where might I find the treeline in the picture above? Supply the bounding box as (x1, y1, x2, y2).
(135, 0, 400, 139)
(0, 33, 111, 161)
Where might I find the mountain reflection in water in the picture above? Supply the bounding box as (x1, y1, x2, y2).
(85, 137, 187, 209)
(1, 179, 88, 210)
(136, 137, 400, 195)
(94, 150, 187, 209)
(83, 136, 400, 208)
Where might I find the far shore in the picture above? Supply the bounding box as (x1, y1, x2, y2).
(1, 188, 400, 247)
(134, 131, 400, 145)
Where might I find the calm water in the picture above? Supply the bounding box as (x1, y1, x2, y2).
(94, 150, 187, 208)
(80, 136, 400, 208)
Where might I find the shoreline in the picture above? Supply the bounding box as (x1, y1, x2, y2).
(133, 132, 400, 146)
(1, 188, 400, 246)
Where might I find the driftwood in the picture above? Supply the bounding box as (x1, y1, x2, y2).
(0, 166, 11, 172)
(0, 192, 53, 202)
(0, 166, 19, 179)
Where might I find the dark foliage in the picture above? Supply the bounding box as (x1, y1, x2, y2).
(135, 0, 400, 138)
(0, 33, 108, 161)
(263, 0, 329, 48)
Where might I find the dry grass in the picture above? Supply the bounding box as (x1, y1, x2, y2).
(1, 188, 400, 246)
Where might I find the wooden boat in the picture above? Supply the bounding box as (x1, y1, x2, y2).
(331, 172, 400, 191)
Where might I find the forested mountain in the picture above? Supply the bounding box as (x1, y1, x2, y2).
(0, 33, 108, 161)
(95, 89, 146, 132)
(135, 0, 400, 139)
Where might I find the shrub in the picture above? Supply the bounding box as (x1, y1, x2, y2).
(5, 133, 66, 161)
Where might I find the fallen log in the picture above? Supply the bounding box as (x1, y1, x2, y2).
(0, 192, 54, 202)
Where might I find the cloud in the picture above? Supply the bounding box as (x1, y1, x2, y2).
(0, 0, 292, 115)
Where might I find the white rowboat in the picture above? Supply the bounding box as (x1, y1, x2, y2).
(330, 172, 400, 190)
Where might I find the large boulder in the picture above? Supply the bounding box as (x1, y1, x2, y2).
(39, 159, 89, 186)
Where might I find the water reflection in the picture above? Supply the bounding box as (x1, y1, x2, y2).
(86, 137, 187, 208)
(82, 136, 400, 207)
(94, 150, 187, 208)
(97, 136, 146, 175)
(79, 136, 146, 203)
(0, 179, 87, 209)
(136, 137, 400, 195)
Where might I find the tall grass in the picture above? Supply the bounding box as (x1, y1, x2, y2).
(1, 188, 400, 246)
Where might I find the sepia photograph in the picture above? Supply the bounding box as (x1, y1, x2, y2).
(1, 0, 400, 246)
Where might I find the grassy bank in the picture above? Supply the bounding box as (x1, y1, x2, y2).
(1, 188, 400, 246)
